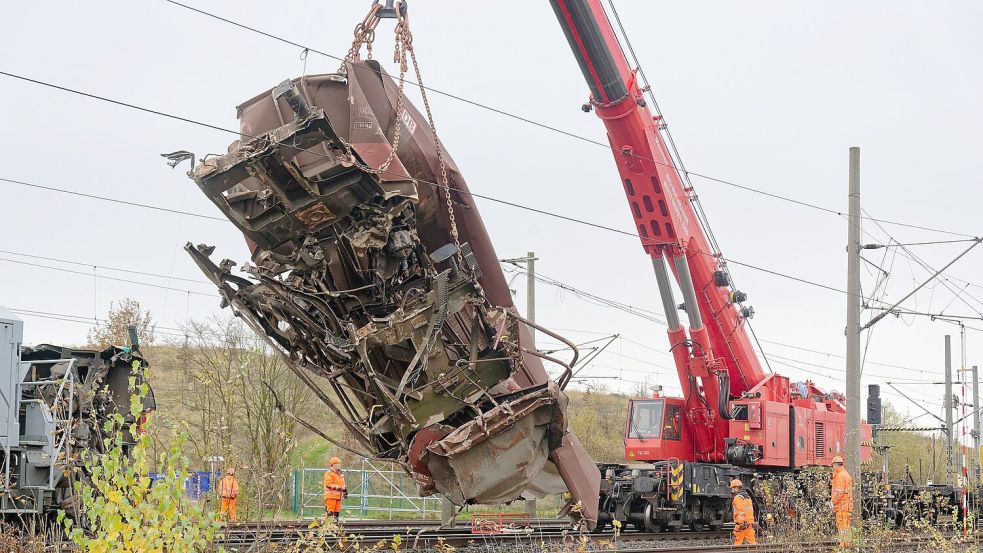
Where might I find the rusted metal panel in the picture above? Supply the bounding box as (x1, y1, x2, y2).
(183, 61, 598, 526)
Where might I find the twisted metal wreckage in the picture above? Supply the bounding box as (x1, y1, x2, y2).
(0, 307, 155, 515)
(177, 6, 599, 526)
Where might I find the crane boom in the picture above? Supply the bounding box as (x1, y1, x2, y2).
(551, 0, 765, 461)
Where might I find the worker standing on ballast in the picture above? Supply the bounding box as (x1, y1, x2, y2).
(323, 456, 347, 521)
(830, 455, 853, 547)
(730, 478, 756, 545)
(219, 467, 240, 522)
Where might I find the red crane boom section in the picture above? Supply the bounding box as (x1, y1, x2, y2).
(551, 0, 861, 465)
(552, 3, 761, 379)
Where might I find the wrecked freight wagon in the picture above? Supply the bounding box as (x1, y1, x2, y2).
(178, 57, 599, 525)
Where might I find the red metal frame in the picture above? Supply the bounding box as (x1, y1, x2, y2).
(552, 0, 870, 468)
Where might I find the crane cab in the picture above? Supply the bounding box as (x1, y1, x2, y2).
(624, 397, 691, 462)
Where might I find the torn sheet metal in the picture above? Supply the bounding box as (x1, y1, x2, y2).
(183, 60, 599, 526)
(20, 344, 154, 455)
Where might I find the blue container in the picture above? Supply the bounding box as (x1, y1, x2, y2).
(185, 470, 214, 499)
(185, 473, 201, 499)
(197, 471, 212, 493)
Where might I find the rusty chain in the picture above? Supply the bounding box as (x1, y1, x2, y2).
(399, 14, 462, 257)
(340, 3, 383, 72)
(338, 8, 408, 177)
(338, 5, 463, 261)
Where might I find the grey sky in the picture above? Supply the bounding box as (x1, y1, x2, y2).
(2, 1, 981, 429)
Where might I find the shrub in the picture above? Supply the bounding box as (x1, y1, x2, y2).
(60, 376, 222, 552)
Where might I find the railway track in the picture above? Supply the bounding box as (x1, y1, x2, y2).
(626, 534, 982, 552)
(216, 518, 732, 549)
(216, 518, 982, 551)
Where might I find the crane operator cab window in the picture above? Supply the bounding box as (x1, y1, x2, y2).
(663, 404, 682, 440)
(629, 399, 664, 439)
(628, 400, 683, 441)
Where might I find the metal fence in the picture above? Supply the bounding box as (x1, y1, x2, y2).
(292, 459, 442, 519)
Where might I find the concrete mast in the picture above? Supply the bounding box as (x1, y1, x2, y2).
(526, 251, 537, 519)
(946, 334, 954, 486)
(845, 147, 863, 519)
(974, 365, 980, 487)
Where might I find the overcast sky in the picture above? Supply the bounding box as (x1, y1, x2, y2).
(2, 1, 982, 434)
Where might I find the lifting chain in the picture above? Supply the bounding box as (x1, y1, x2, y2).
(339, 4, 463, 263)
(338, 5, 409, 177)
(340, 3, 383, 72)
(403, 19, 462, 259)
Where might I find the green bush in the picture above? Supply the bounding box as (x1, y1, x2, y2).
(59, 376, 222, 552)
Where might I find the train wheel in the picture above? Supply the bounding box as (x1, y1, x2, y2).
(643, 504, 661, 532)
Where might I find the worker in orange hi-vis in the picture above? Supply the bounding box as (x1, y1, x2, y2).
(323, 456, 348, 521)
(830, 456, 853, 547)
(730, 478, 756, 545)
(219, 467, 240, 522)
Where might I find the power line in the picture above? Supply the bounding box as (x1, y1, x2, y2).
(757, 337, 924, 374)
(10, 308, 186, 334)
(11, 308, 191, 340)
(519, 273, 932, 377)
(861, 209, 983, 318)
(0, 177, 224, 221)
(0, 244, 926, 379)
(867, 238, 982, 248)
(157, 0, 977, 240)
(0, 257, 217, 298)
(0, 249, 213, 285)
(0, 71, 932, 305)
(3, 70, 977, 387)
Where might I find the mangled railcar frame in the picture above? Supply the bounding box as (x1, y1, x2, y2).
(182, 59, 599, 524)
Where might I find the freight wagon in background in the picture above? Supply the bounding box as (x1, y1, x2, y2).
(0, 306, 154, 516)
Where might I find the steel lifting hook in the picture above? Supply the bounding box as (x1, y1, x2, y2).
(374, 0, 407, 19)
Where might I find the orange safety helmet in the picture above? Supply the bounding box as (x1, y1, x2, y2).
(831, 455, 844, 464)
(730, 479, 743, 489)
(329, 456, 341, 465)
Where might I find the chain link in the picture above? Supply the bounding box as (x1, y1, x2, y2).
(338, 6, 463, 260)
(339, 19, 409, 177)
(400, 18, 462, 257)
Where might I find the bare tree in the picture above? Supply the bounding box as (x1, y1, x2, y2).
(176, 317, 313, 519)
(87, 298, 156, 349)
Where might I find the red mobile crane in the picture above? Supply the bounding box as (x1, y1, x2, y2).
(549, 0, 871, 530)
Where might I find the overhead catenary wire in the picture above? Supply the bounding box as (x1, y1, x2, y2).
(866, 238, 982, 249)
(11, 307, 188, 334)
(11, 308, 191, 340)
(0, 243, 944, 381)
(0, 257, 218, 298)
(858, 211, 983, 310)
(156, 0, 979, 240)
(858, 211, 983, 328)
(3, 55, 980, 391)
(0, 177, 224, 222)
(0, 71, 956, 306)
(0, 249, 213, 286)
(517, 271, 938, 379)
